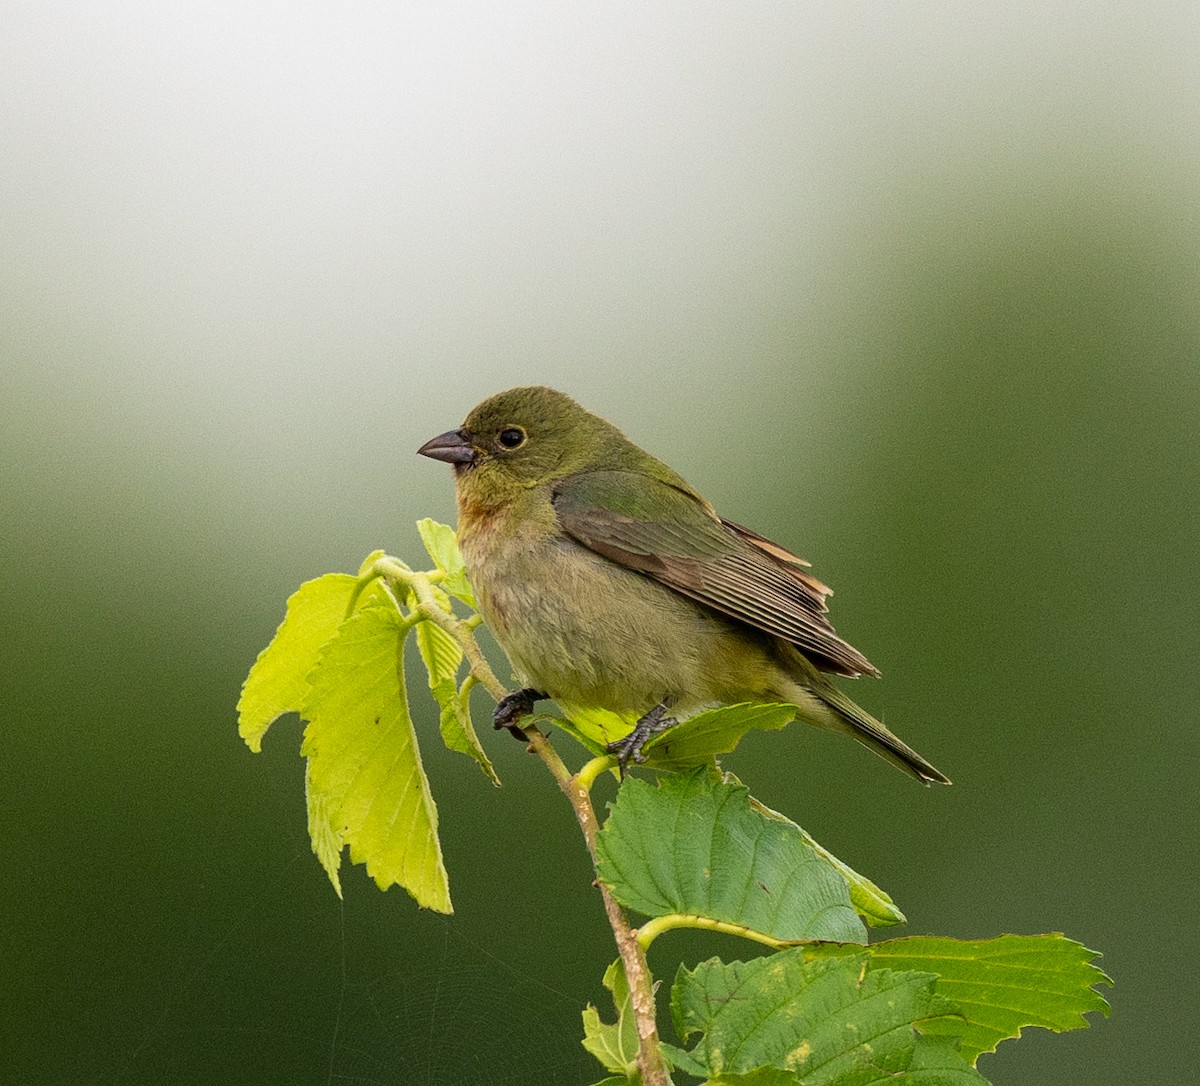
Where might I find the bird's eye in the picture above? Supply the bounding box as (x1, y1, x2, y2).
(498, 427, 526, 449)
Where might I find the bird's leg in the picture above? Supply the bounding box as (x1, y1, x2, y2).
(492, 687, 547, 738)
(605, 703, 678, 773)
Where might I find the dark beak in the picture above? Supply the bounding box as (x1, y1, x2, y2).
(417, 428, 478, 465)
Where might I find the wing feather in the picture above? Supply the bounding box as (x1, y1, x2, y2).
(551, 471, 879, 678)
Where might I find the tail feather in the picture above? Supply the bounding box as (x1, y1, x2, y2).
(808, 682, 951, 786)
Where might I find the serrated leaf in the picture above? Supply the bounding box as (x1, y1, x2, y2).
(415, 518, 475, 606)
(432, 677, 500, 785)
(747, 790, 905, 928)
(582, 959, 640, 1077)
(300, 599, 451, 912)
(414, 518, 460, 571)
(821, 934, 1111, 1064)
(306, 760, 344, 897)
(411, 596, 497, 783)
(237, 573, 358, 751)
(415, 614, 463, 686)
(553, 702, 798, 769)
(661, 1040, 800, 1084)
(800, 836, 904, 930)
(671, 950, 986, 1085)
(596, 769, 865, 945)
(820, 1035, 993, 1085)
(642, 703, 796, 771)
(700, 1067, 800, 1086)
(355, 549, 387, 577)
(581, 1009, 629, 1077)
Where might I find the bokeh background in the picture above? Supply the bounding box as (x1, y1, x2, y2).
(3, 4, 1197, 1083)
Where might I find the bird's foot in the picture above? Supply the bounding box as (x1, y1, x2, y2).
(605, 704, 678, 774)
(492, 688, 547, 738)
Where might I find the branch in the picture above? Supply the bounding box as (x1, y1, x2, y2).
(523, 729, 670, 1085)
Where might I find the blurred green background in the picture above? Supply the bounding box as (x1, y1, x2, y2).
(3, 4, 1196, 1084)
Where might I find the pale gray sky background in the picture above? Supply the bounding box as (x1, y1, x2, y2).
(5, 4, 1195, 521)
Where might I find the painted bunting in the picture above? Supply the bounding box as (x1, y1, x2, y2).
(418, 386, 949, 785)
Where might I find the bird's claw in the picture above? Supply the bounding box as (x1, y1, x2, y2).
(605, 704, 678, 774)
(492, 687, 546, 738)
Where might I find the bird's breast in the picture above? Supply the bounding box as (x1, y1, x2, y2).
(459, 521, 773, 713)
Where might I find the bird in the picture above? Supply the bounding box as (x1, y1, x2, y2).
(417, 386, 949, 785)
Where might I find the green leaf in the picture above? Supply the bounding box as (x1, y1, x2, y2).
(747, 791, 906, 928)
(662, 1039, 800, 1083)
(847, 1035, 995, 1085)
(414, 613, 463, 687)
(432, 677, 500, 785)
(671, 950, 986, 1085)
(582, 959, 640, 1078)
(552, 702, 798, 768)
(305, 760, 345, 897)
(300, 599, 451, 912)
(410, 590, 498, 783)
(355, 549, 387, 576)
(237, 572, 358, 751)
(697, 1068, 800, 1086)
(556, 702, 637, 753)
(595, 769, 865, 945)
(810, 934, 1111, 1064)
(641, 703, 796, 771)
(416, 517, 475, 606)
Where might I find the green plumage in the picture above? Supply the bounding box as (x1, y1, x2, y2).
(418, 386, 949, 785)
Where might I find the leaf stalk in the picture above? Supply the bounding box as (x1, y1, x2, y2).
(575, 754, 618, 797)
(636, 913, 793, 954)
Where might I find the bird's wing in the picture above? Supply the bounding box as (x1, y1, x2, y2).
(551, 470, 879, 678)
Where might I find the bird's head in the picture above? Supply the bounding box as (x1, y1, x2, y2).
(418, 386, 629, 510)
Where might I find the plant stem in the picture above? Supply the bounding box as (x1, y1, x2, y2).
(521, 729, 670, 1085)
(397, 567, 670, 1086)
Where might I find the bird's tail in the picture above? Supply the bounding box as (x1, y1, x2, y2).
(802, 680, 951, 786)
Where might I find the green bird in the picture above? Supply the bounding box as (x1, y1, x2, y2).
(418, 386, 949, 785)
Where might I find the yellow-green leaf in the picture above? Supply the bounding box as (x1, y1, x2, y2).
(414, 615, 463, 687)
(237, 573, 358, 752)
(415, 518, 475, 607)
(581, 960, 639, 1078)
(412, 601, 497, 783)
(306, 760, 344, 897)
(748, 789, 906, 927)
(432, 677, 500, 785)
(300, 600, 451, 912)
(642, 703, 795, 771)
(355, 549, 386, 577)
(556, 702, 637, 753)
(550, 702, 798, 770)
